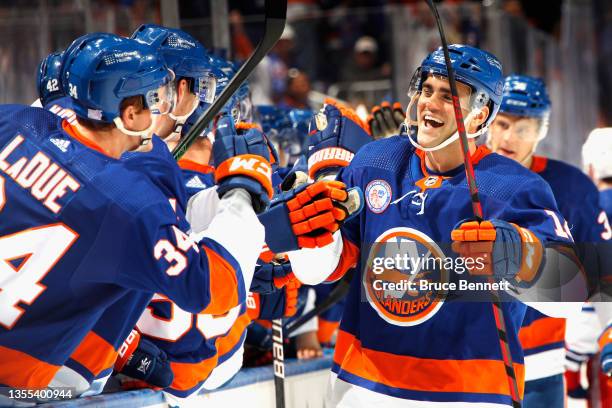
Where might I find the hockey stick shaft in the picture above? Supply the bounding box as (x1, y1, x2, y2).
(424, 2, 521, 407)
(172, 0, 288, 160)
(272, 318, 286, 408)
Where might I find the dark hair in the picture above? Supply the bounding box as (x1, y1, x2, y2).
(77, 95, 145, 131)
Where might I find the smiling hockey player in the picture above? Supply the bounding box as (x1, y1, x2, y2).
(285, 44, 585, 407)
(488, 74, 611, 407)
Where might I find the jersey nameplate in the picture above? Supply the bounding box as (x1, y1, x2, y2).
(0, 135, 81, 214)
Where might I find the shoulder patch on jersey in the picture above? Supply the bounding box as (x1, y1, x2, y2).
(365, 179, 392, 213)
(50, 138, 70, 153)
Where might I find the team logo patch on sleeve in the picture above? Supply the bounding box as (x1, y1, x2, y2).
(365, 179, 392, 214)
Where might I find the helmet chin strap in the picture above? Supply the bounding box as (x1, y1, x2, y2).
(167, 99, 200, 141)
(168, 98, 199, 124)
(407, 108, 486, 152)
(113, 117, 156, 145)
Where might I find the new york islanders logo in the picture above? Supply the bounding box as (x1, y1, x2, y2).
(365, 179, 392, 213)
(363, 227, 449, 326)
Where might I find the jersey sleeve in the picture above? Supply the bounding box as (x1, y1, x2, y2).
(497, 177, 585, 317)
(115, 189, 264, 315)
(497, 177, 573, 244)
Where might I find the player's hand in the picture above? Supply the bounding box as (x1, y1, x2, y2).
(213, 116, 273, 214)
(114, 329, 174, 389)
(600, 324, 612, 377)
(367, 101, 405, 139)
(250, 257, 295, 294)
(451, 219, 543, 285)
(247, 278, 301, 320)
(307, 98, 372, 180)
(258, 180, 363, 253)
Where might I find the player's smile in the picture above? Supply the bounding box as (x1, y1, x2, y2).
(423, 114, 444, 129)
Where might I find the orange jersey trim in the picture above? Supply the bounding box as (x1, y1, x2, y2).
(0, 345, 60, 388)
(326, 237, 360, 282)
(62, 120, 107, 156)
(318, 318, 340, 344)
(170, 354, 219, 391)
(599, 325, 612, 351)
(530, 156, 548, 173)
(519, 317, 565, 350)
(334, 330, 525, 398)
(216, 312, 251, 357)
(70, 331, 118, 377)
(200, 246, 240, 315)
(167, 313, 251, 391)
(177, 159, 214, 174)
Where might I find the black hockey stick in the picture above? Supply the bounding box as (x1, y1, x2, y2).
(272, 317, 286, 408)
(172, 0, 288, 160)
(285, 269, 353, 336)
(424, 1, 521, 407)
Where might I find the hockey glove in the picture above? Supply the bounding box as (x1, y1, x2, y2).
(367, 101, 405, 139)
(258, 180, 363, 253)
(307, 98, 372, 180)
(247, 278, 301, 320)
(250, 257, 295, 294)
(451, 219, 544, 286)
(114, 329, 174, 389)
(235, 121, 280, 173)
(213, 116, 273, 214)
(600, 323, 612, 377)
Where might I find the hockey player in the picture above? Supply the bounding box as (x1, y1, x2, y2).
(583, 127, 612, 220)
(487, 74, 611, 407)
(285, 44, 585, 407)
(122, 26, 354, 401)
(0, 33, 273, 391)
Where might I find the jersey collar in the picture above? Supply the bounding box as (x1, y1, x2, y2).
(414, 145, 492, 178)
(177, 159, 214, 174)
(62, 119, 108, 156)
(529, 155, 548, 173)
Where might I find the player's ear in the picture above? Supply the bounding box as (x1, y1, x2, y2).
(469, 106, 489, 132)
(177, 78, 190, 99)
(121, 104, 137, 125)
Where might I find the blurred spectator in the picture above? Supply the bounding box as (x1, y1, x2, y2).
(279, 68, 312, 110)
(249, 24, 297, 105)
(340, 36, 390, 82)
(287, 0, 320, 79)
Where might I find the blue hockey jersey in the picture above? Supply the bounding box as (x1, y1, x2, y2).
(0, 105, 249, 388)
(600, 188, 612, 222)
(327, 137, 575, 406)
(520, 156, 611, 382)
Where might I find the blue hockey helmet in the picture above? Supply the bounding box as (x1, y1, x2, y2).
(37, 51, 65, 107)
(406, 44, 504, 151)
(131, 24, 217, 105)
(61, 33, 175, 126)
(499, 75, 550, 118)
